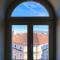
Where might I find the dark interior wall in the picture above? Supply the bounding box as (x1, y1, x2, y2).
(49, 0, 60, 60)
(0, 0, 60, 60)
(0, 0, 4, 60)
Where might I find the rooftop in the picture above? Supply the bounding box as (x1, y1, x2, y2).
(12, 32, 48, 45)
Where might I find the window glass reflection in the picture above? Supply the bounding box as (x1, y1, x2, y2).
(12, 25, 27, 60)
(33, 25, 49, 60)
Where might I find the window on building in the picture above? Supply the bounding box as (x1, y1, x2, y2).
(5, 0, 56, 60)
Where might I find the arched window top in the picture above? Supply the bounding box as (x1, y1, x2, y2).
(11, 1, 49, 17)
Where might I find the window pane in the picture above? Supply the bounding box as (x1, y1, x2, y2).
(33, 25, 49, 60)
(11, 1, 49, 17)
(12, 25, 27, 60)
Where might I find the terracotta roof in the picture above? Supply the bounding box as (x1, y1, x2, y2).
(12, 33, 27, 45)
(12, 32, 48, 45)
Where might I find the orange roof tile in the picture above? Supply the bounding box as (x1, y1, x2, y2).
(12, 32, 48, 45)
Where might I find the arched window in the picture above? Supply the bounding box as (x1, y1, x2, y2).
(11, 1, 49, 17)
(5, 0, 56, 60)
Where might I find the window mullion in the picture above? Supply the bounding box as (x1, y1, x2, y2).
(28, 25, 33, 60)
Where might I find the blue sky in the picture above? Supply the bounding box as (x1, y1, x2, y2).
(12, 25, 48, 34)
(33, 25, 48, 32)
(12, 25, 27, 33)
(11, 2, 49, 17)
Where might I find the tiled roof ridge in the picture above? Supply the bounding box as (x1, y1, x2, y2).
(12, 32, 48, 45)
